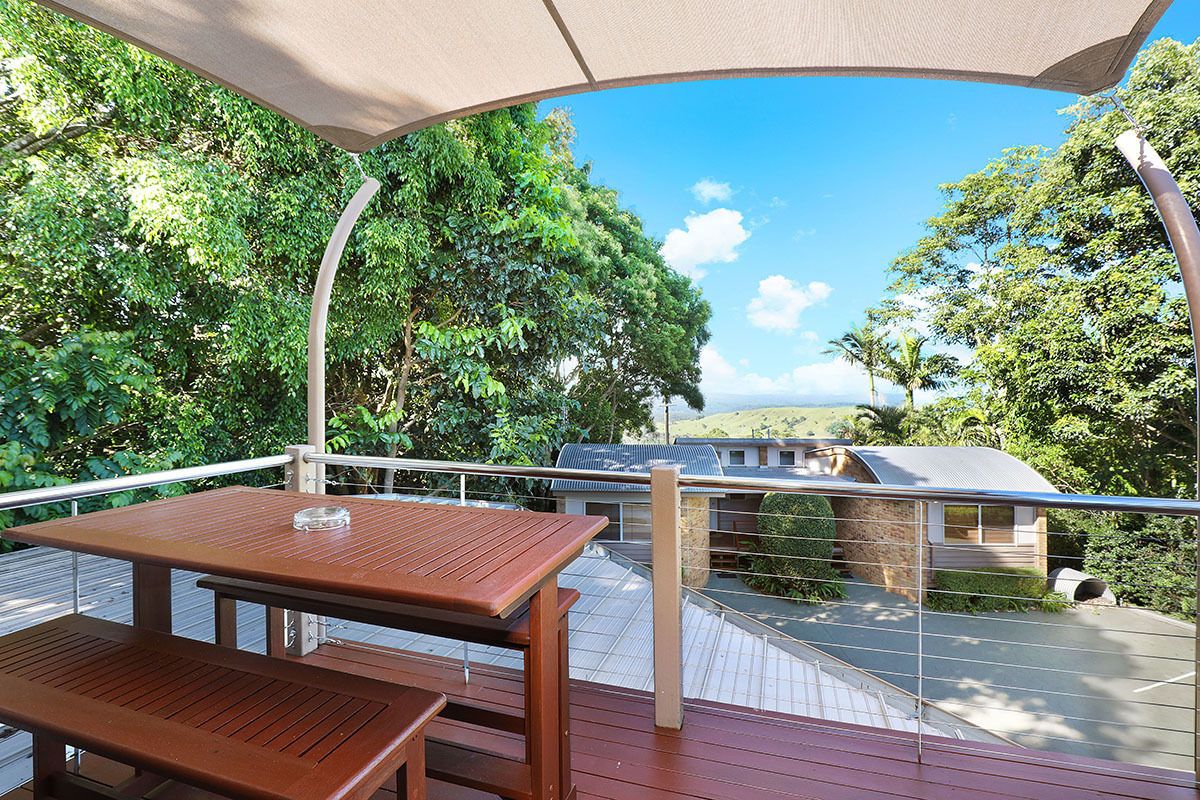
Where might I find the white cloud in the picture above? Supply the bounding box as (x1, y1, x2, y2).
(768, 196, 788, 209)
(793, 227, 817, 241)
(690, 178, 733, 204)
(746, 276, 832, 333)
(660, 208, 750, 280)
(699, 345, 872, 398)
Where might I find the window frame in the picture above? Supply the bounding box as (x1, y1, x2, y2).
(583, 500, 651, 542)
(941, 504, 1016, 546)
(778, 450, 796, 466)
(728, 449, 746, 466)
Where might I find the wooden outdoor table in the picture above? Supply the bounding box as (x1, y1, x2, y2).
(4, 486, 607, 800)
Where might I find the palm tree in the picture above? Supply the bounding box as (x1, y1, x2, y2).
(849, 404, 910, 445)
(824, 323, 894, 405)
(883, 332, 957, 410)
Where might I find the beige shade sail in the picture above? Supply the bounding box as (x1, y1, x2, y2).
(37, 0, 1173, 152)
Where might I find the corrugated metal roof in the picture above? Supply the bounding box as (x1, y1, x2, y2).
(675, 437, 852, 449)
(0, 542, 991, 791)
(550, 443, 722, 494)
(820, 446, 1059, 493)
(721, 465, 855, 484)
(366, 493, 526, 510)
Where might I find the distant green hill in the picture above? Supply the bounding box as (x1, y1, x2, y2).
(635, 406, 856, 443)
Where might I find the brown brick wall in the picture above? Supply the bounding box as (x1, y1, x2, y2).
(831, 496, 929, 601)
(681, 495, 711, 588)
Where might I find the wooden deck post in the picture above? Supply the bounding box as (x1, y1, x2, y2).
(651, 465, 683, 730)
(284, 444, 323, 656)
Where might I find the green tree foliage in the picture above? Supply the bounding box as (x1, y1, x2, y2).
(824, 322, 894, 405)
(0, 1, 710, 533)
(880, 41, 1199, 498)
(881, 332, 957, 411)
(744, 493, 845, 602)
(839, 404, 910, 445)
(872, 38, 1200, 614)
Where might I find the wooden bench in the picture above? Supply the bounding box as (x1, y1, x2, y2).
(197, 575, 579, 800)
(0, 614, 446, 800)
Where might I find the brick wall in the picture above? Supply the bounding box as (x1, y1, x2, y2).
(831, 496, 929, 601)
(826, 451, 929, 600)
(681, 495, 710, 588)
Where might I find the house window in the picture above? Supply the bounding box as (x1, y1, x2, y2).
(585, 501, 652, 542)
(778, 450, 796, 466)
(728, 449, 746, 465)
(981, 505, 1016, 544)
(585, 502, 621, 541)
(943, 505, 1016, 545)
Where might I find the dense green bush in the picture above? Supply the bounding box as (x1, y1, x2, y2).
(1083, 515, 1196, 618)
(927, 568, 1067, 614)
(743, 493, 844, 603)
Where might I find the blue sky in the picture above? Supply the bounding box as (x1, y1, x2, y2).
(552, 4, 1200, 408)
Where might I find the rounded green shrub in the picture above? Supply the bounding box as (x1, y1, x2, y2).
(744, 493, 844, 603)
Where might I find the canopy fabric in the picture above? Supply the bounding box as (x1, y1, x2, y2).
(38, 0, 1172, 152)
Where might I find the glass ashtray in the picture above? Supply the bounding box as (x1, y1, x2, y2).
(293, 506, 350, 531)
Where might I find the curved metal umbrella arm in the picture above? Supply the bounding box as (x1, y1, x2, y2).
(1114, 129, 1200, 779)
(307, 177, 381, 492)
(1116, 131, 1200, 344)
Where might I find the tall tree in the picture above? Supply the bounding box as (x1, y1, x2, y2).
(824, 322, 894, 404)
(871, 37, 1200, 613)
(882, 333, 957, 410)
(842, 404, 910, 445)
(0, 0, 709, 532)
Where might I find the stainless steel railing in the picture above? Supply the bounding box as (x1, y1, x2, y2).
(308, 451, 1200, 516)
(2, 447, 1198, 777)
(0, 454, 292, 512)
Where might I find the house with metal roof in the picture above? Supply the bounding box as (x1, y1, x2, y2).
(675, 436, 851, 471)
(672, 437, 854, 570)
(550, 443, 725, 585)
(808, 446, 1058, 598)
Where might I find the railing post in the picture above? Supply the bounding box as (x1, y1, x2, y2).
(916, 500, 925, 762)
(651, 465, 683, 729)
(283, 445, 323, 655)
(285, 444, 317, 493)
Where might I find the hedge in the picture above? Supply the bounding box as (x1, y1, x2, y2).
(1080, 515, 1196, 618)
(743, 493, 844, 602)
(926, 568, 1067, 614)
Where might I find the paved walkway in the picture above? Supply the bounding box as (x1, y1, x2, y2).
(702, 574, 1195, 772)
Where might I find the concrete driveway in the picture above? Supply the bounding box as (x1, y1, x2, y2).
(702, 574, 1195, 772)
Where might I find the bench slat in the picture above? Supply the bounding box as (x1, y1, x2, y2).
(0, 615, 445, 800)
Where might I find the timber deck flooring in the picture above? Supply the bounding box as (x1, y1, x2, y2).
(4, 640, 1197, 800)
(300, 641, 1199, 800)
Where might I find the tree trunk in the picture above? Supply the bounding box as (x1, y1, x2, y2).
(380, 312, 416, 491)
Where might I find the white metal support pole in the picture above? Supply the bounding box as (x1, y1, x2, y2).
(284, 444, 323, 655)
(651, 465, 684, 729)
(459, 473, 467, 506)
(1116, 130, 1200, 780)
(307, 177, 381, 494)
